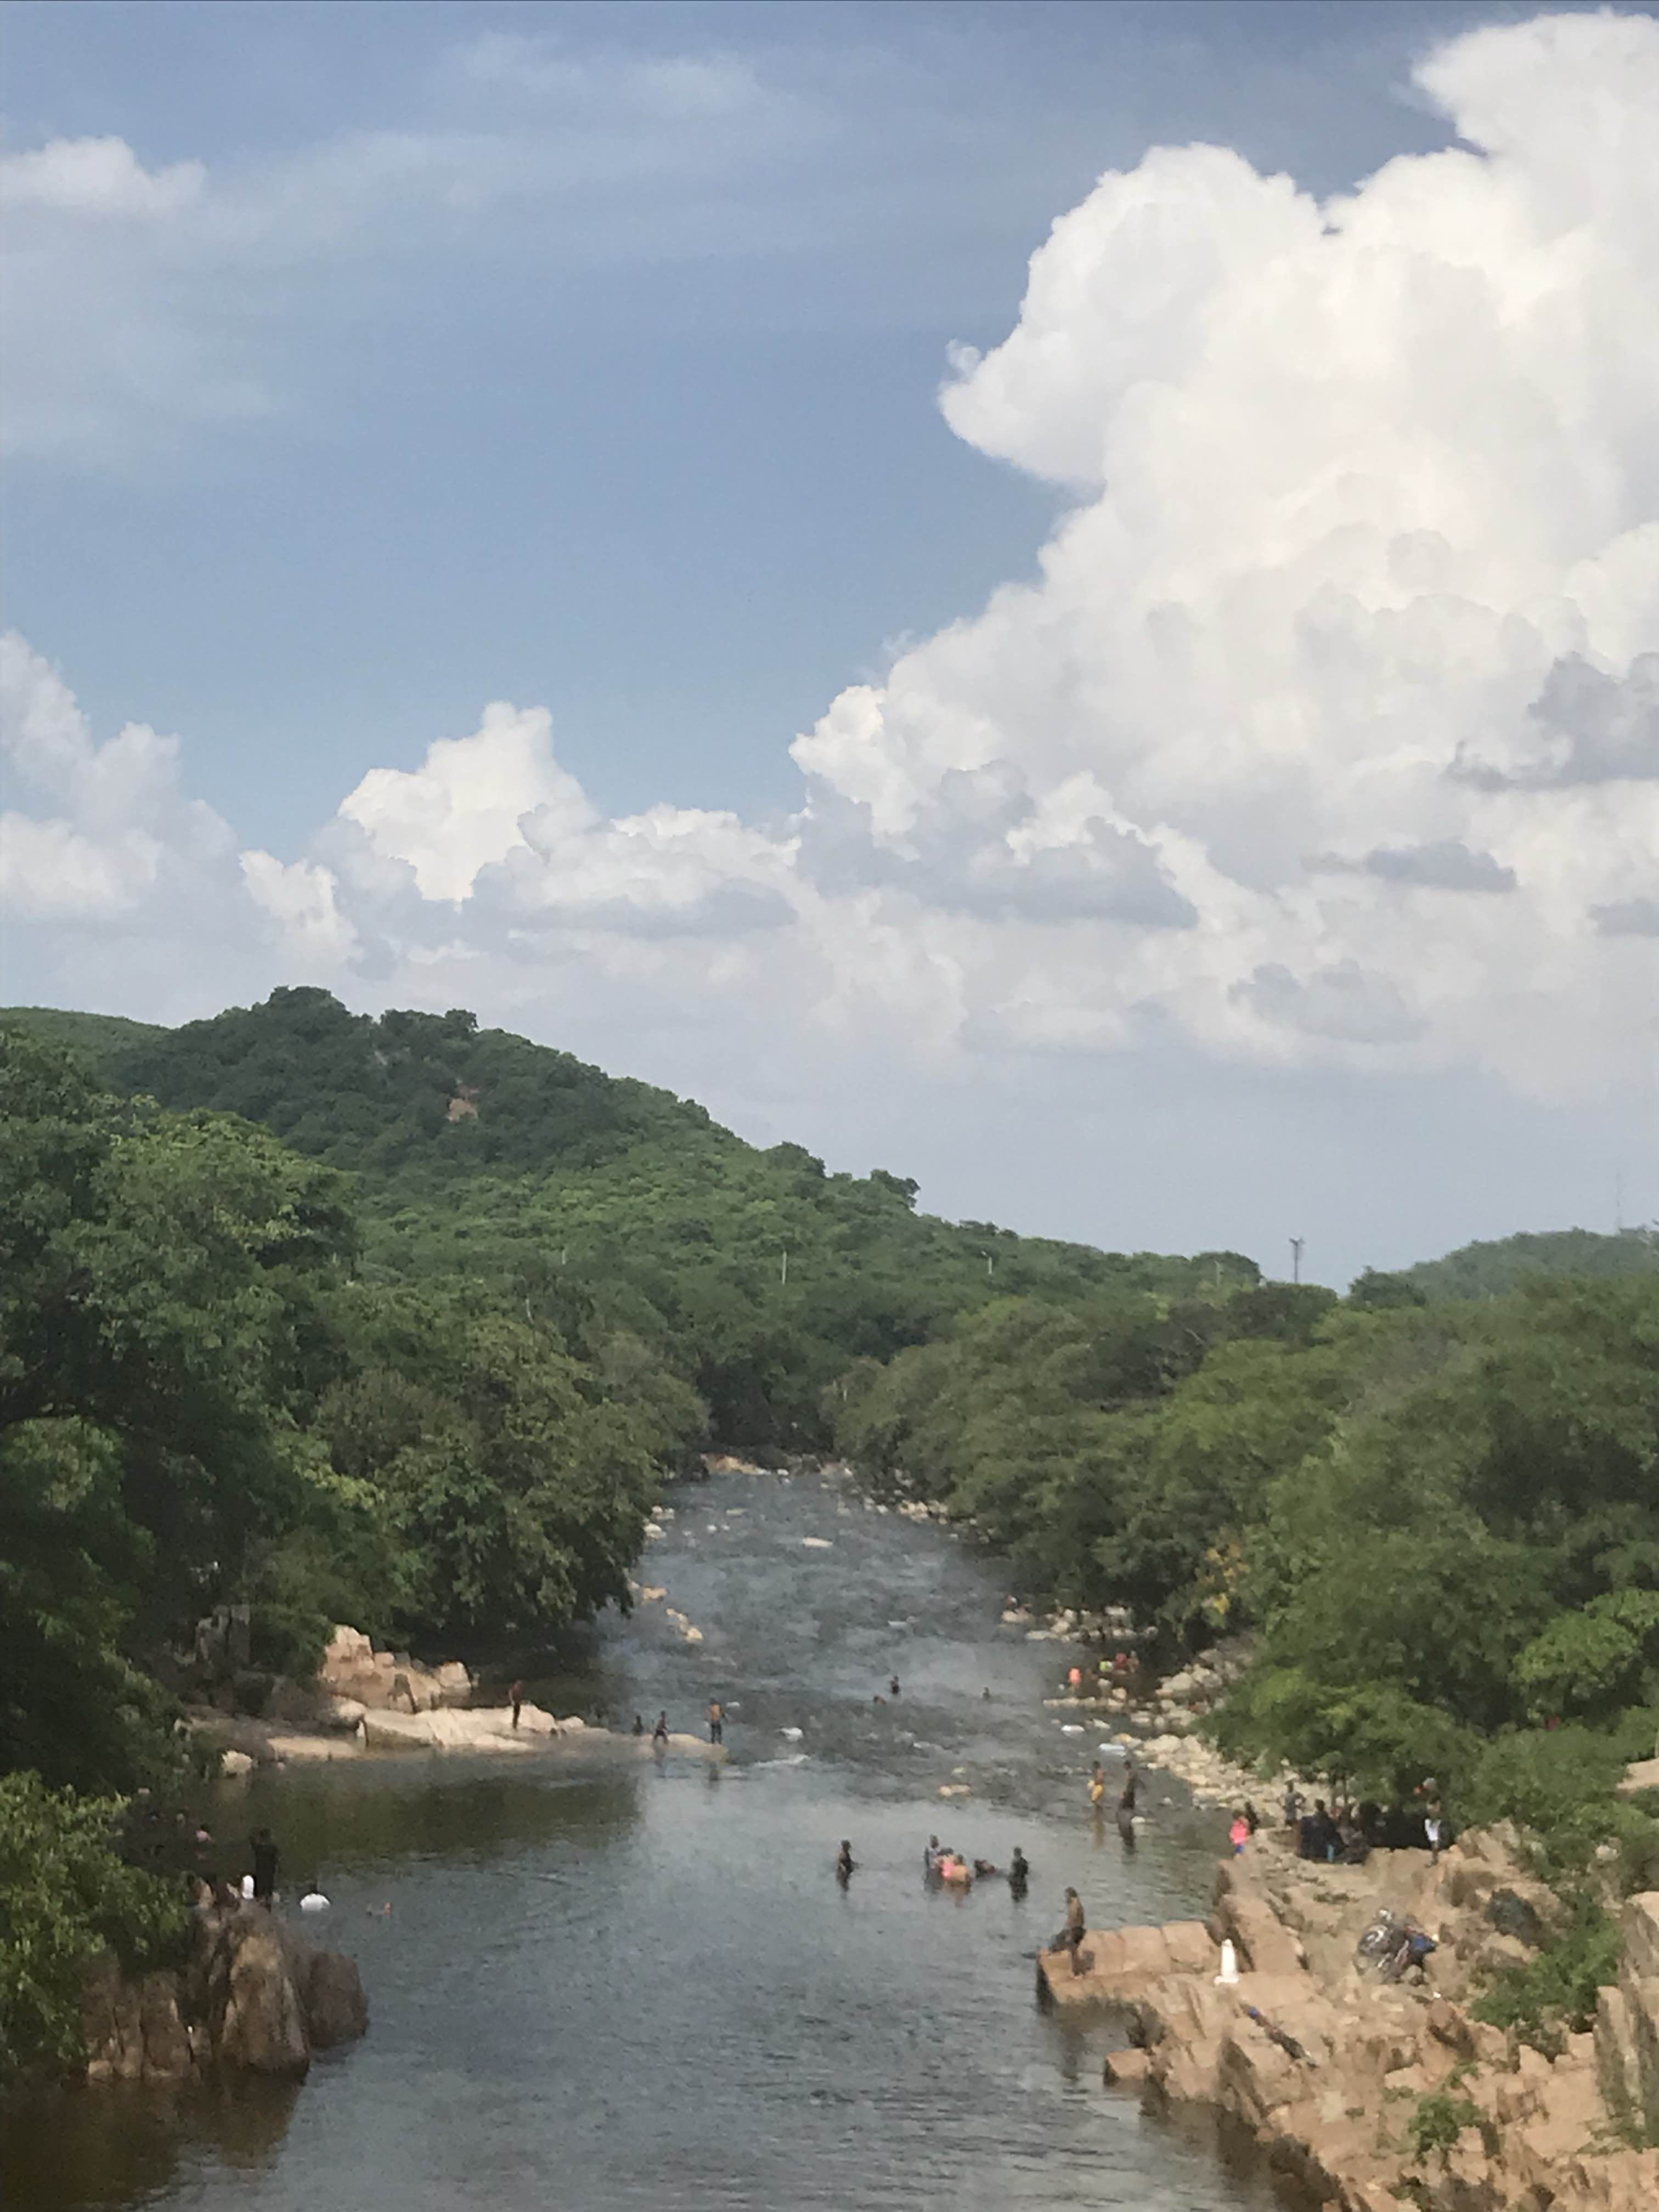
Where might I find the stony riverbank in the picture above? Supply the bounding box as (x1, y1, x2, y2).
(189, 1618, 729, 1771)
(193, 1704, 727, 1769)
(1035, 1822, 1659, 2211)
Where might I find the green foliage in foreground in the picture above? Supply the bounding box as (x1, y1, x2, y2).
(1470, 1890, 1622, 2043)
(1407, 2088, 1484, 2162)
(0, 1773, 186, 2082)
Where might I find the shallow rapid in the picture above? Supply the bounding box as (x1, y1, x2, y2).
(4, 1470, 1280, 2211)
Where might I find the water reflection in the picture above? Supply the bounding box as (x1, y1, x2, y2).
(1, 2077, 300, 2206)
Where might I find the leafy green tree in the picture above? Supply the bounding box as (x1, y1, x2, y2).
(0, 1773, 186, 2080)
(1514, 1592, 1659, 1723)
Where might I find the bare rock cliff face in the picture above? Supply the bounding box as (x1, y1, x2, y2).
(1596, 1893, 1659, 2143)
(81, 1899, 367, 2086)
(1037, 1826, 1659, 2211)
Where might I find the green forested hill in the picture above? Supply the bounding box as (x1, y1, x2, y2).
(1401, 1227, 1659, 1300)
(0, 1006, 165, 1072)
(10, 988, 1259, 1442)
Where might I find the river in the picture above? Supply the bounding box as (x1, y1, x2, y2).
(4, 1469, 1282, 2211)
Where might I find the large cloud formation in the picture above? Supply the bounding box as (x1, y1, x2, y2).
(3, 12, 1656, 1129)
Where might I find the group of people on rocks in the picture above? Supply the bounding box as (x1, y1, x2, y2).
(1278, 1780, 1451, 1862)
(1066, 1650, 1141, 1696)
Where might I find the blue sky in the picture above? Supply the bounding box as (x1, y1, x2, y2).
(4, 0, 1513, 844)
(3, 1, 1656, 1279)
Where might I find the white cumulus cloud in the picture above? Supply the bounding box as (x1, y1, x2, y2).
(0, 136, 206, 218)
(3, 10, 1655, 1150)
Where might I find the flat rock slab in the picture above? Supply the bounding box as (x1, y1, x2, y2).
(1039, 1919, 1217, 2008)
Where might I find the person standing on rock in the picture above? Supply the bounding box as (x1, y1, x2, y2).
(707, 1700, 724, 1745)
(1424, 1793, 1446, 1861)
(250, 1827, 279, 1908)
(1062, 1887, 1087, 1974)
(510, 1680, 524, 1729)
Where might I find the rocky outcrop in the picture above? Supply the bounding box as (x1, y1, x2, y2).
(81, 1897, 367, 2088)
(209, 1919, 311, 2077)
(1596, 1892, 1659, 2139)
(315, 1626, 473, 1714)
(1036, 1828, 1659, 2210)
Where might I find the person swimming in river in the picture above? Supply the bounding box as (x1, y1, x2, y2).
(836, 1840, 856, 1882)
(924, 1834, 942, 1875)
(652, 1711, 670, 1745)
(889, 1674, 900, 1698)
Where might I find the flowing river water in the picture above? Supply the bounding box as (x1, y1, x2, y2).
(5, 1469, 1284, 2212)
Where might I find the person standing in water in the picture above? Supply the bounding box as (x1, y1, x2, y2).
(707, 1700, 724, 1745)
(1088, 1762, 1108, 1809)
(510, 1680, 524, 1729)
(1008, 1847, 1030, 1898)
(250, 1827, 279, 1908)
(652, 1711, 670, 1746)
(836, 1840, 856, 1883)
(889, 1674, 900, 1699)
(1116, 1763, 1138, 1846)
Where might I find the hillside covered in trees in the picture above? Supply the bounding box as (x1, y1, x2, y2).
(4, 988, 1255, 1443)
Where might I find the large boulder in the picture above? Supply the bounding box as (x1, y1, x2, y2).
(277, 1927, 370, 2051)
(210, 1921, 311, 2078)
(316, 1624, 471, 1715)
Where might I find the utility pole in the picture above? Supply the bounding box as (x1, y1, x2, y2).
(1289, 1236, 1305, 1285)
(982, 1250, 995, 1280)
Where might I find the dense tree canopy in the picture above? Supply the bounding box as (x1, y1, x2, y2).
(836, 1272, 1659, 1830)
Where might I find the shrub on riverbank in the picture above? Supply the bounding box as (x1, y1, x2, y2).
(0, 1774, 187, 2081)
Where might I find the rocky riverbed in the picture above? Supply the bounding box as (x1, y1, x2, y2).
(189, 1620, 727, 1770)
(1035, 1821, 1659, 2211)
